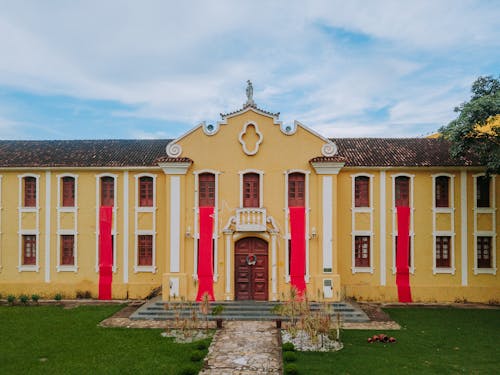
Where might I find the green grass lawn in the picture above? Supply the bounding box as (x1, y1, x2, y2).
(285, 308, 500, 374)
(0, 304, 209, 375)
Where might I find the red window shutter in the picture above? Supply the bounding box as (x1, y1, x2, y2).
(435, 176, 449, 208)
(62, 177, 75, 207)
(101, 177, 114, 206)
(476, 176, 490, 208)
(199, 173, 215, 207)
(22, 235, 36, 265)
(435, 236, 450, 268)
(24, 177, 37, 207)
(395, 177, 410, 207)
(354, 236, 370, 267)
(243, 173, 259, 208)
(355, 176, 370, 207)
(138, 235, 153, 266)
(477, 237, 491, 268)
(61, 235, 75, 265)
(288, 173, 305, 207)
(139, 177, 154, 207)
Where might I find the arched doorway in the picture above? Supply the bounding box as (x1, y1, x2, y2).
(234, 237, 268, 301)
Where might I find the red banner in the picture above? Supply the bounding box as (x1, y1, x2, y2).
(396, 206, 412, 303)
(289, 207, 306, 296)
(196, 206, 215, 301)
(98, 206, 113, 300)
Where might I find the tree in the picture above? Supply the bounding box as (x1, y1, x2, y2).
(440, 75, 500, 174)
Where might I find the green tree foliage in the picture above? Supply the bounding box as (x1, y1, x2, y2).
(440, 75, 500, 174)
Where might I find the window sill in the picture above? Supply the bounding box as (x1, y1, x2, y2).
(18, 265, 39, 272)
(433, 267, 455, 275)
(474, 267, 497, 275)
(134, 266, 156, 273)
(57, 266, 78, 272)
(351, 267, 373, 274)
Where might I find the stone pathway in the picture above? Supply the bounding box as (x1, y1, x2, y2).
(199, 321, 282, 375)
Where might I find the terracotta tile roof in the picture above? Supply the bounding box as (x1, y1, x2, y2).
(332, 138, 481, 167)
(155, 156, 193, 163)
(310, 156, 347, 163)
(0, 139, 172, 168)
(220, 103, 280, 119)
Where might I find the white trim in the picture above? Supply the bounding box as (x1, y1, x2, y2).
(18, 174, 40, 272)
(473, 174, 497, 275)
(322, 176, 333, 272)
(238, 121, 263, 156)
(159, 161, 191, 175)
(238, 169, 264, 208)
(56, 174, 78, 272)
(133, 173, 157, 273)
(351, 174, 374, 274)
(271, 230, 278, 300)
(95, 174, 118, 273)
(379, 171, 386, 285)
(310, 162, 345, 175)
(44, 171, 51, 282)
(123, 171, 129, 281)
(431, 173, 456, 274)
(224, 230, 232, 300)
(170, 176, 180, 273)
(460, 171, 468, 286)
(391, 173, 415, 274)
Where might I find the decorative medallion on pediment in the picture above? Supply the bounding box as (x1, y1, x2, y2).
(239, 122, 263, 156)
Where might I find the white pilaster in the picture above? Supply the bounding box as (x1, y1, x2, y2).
(224, 230, 232, 300)
(322, 176, 333, 271)
(170, 176, 180, 272)
(379, 170, 386, 286)
(460, 171, 468, 286)
(45, 171, 51, 282)
(123, 171, 129, 283)
(271, 231, 278, 300)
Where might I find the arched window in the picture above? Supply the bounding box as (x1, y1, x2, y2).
(354, 176, 370, 207)
(199, 173, 215, 207)
(100, 176, 114, 206)
(23, 176, 37, 207)
(435, 176, 450, 208)
(288, 172, 305, 207)
(61, 176, 75, 207)
(139, 176, 154, 207)
(243, 173, 260, 208)
(395, 176, 410, 207)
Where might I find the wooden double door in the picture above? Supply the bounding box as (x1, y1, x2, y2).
(235, 237, 268, 301)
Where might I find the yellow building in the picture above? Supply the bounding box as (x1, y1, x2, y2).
(0, 90, 498, 303)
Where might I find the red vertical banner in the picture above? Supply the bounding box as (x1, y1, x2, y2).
(99, 206, 113, 300)
(396, 206, 412, 303)
(196, 207, 215, 301)
(289, 207, 306, 296)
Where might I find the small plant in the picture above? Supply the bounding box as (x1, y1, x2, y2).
(283, 351, 298, 363)
(284, 363, 299, 375)
(76, 290, 92, 299)
(54, 293, 62, 301)
(177, 365, 198, 375)
(19, 294, 29, 305)
(282, 342, 295, 352)
(31, 294, 40, 304)
(189, 350, 205, 362)
(200, 292, 211, 334)
(195, 340, 209, 350)
(211, 304, 224, 316)
(7, 294, 16, 305)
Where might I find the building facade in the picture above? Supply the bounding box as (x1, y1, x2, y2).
(0, 98, 498, 302)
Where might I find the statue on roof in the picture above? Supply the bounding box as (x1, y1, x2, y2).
(245, 80, 255, 106)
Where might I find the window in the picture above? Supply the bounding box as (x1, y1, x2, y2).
(395, 236, 411, 268)
(199, 173, 215, 207)
(435, 236, 451, 268)
(355, 176, 370, 207)
(100, 177, 114, 206)
(243, 173, 259, 208)
(62, 177, 75, 207)
(60, 235, 75, 266)
(138, 235, 153, 266)
(24, 177, 36, 207)
(288, 173, 305, 207)
(139, 176, 154, 207)
(435, 176, 450, 208)
(476, 176, 490, 208)
(22, 235, 36, 265)
(354, 236, 370, 267)
(477, 236, 492, 268)
(395, 176, 410, 207)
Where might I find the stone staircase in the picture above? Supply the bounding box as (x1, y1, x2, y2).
(130, 297, 370, 323)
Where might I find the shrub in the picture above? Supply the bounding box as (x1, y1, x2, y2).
(54, 293, 62, 301)
(284, 363, 299, 375)
(176, 365, 198, 375)
(283, 351, 298, 363)
(31, 294, 40, 303)
(195, 340, 209, 350)
(7, 294, 16, 304)
(76, 290, 92, 299)
(189, 350, 205, 362)
(282, 342, 295, 352)
(19, 294, 29, 305)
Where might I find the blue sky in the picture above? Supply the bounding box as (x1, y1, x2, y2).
(0, 0, 499, 140)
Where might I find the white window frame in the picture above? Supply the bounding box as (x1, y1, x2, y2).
(351, 173, 374, 273)
(193, 170, 220, 281)
(431, 173, 456, 274)
(56, 174, 78, 272)
(391, 173, 415, 274)
(18, 231, 39, 272)
(18, 174, 40, 272)
(95, 174, 118, 273)
(238, 169, 264, 208)
(284, 169, 310, 283)
(133, 173, 157, 273)
(473, 174, 496, 275)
